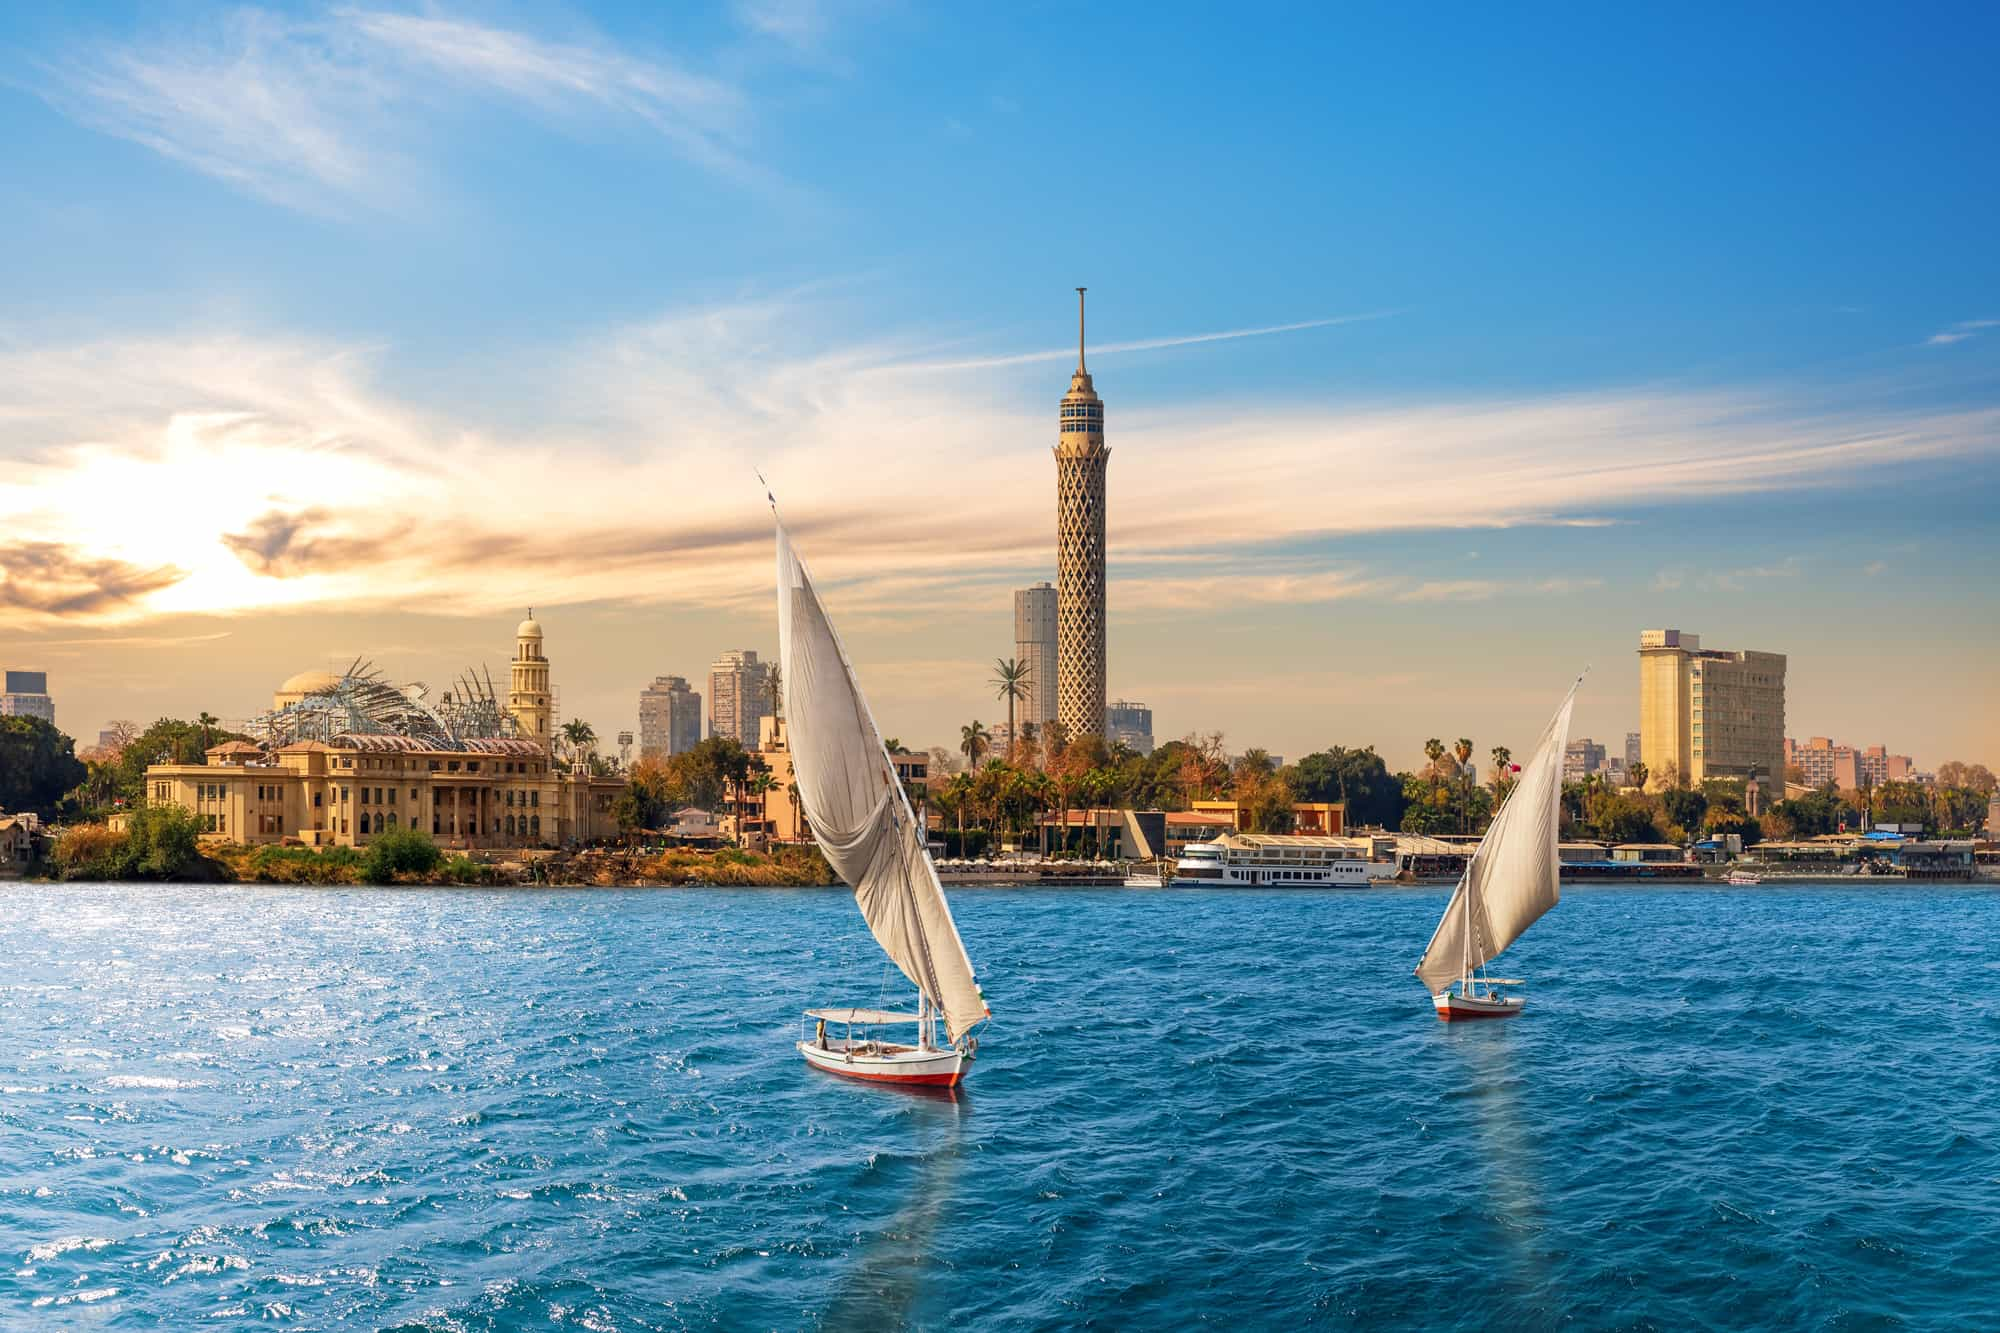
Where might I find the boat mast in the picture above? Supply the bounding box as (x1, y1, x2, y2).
(1459, 870, 1472, 993)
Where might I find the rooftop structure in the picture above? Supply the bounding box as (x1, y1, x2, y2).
(1, 669, 54, 725)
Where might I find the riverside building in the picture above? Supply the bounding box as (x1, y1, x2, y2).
(141, 615, 621, 850)
(1055, 289, 1109, 738)
(638, 675, 702, 761)
(1637, 629, 1786, 787)
(1785, 736, 1914, 789)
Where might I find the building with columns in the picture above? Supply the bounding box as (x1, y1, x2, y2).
(508, 612, 553, 743)
(142, 613, 620, 850)
(1055, 288, 1109, 738)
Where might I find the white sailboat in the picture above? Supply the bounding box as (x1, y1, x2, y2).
(776, 516, 990, 1086)
(1414, 677, 1581, 1020)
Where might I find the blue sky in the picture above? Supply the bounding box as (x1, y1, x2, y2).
(1, 2, 1996, 767)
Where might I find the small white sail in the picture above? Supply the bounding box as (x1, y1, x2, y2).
(1414, 681, 1579, 994)
(776, 522, 989, 1043)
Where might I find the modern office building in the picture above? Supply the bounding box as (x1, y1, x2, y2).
(1106, 699, 1155, 755)
(1014, 581, 1058, 734)
(1637, 629, 1786, 787)
(1055, 289, 1109, 738)
(709, 650, 771, 749)
(1563, 737, 1609, 782)
(1, 670, 54, 725)
(638, 676, 702, 762)
(1625, 732, 1642, 771)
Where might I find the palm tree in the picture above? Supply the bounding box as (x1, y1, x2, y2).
(197, 711, 219, 755)
(990, 659, 1031, 761)
(944, 772, 976, 854)
(1627, 760, 1649, 791)
(747, 770, 777, 837)
(562, 719, 597, 765)
(1424, 738, 1446, 793)
(766, 664, 783, 720)
(1453, 738, 1474, 833)
(960, 720, 991, 773)
(1489, 744, 1513, 795)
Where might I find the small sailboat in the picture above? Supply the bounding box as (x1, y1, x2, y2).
(776, 515, 990, 1086)
(1415, 677, 1580, 1020)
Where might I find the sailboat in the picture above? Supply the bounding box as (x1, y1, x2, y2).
(1414, 677, 1581, 1020)
(776, 516, 990, 1086)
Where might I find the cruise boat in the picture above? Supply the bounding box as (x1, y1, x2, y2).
(1173, 834, 1402, 887)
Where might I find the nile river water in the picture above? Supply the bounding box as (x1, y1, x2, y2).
(2, 882, 1995, 1330)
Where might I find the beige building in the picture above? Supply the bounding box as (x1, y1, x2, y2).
(709, 649, 771, 748)
(753, 715, 927, 845)
(638, 675, 701, 761)
(1638, 629, 1786, 787)
(144, 615, 621, 850)
(1055, 289, 1109, 738)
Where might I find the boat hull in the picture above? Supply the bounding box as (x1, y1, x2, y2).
(797, 1038, 968, 1086)
(1432, 989, 1525, 1021)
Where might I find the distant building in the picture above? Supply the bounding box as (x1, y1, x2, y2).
(1785, 737, 1916, 790)
(1, 670, 54, 725)
(1014, 582, 1058, 734)
(708, 650, 771, 749)
(1563, 737, 1609, 781)
(1106, 699, 1154, 755)
(1638, 629, 1785, 787)
(638, 676, 702, 761)
(1625, 732, 1642, 771)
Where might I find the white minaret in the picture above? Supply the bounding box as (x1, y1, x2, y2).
(508, 610, 552, 743)
(1054, 288, 1108, 738)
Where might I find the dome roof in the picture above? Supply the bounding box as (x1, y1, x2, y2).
(278, 669, 341, 696)
(516, 614, 543, 638)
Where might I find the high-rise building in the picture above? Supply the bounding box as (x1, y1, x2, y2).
(506, 616, 553, 745)
(1784, 737, 1914, 789)
(1637, 629, 1785, 788)
(1014, 582, 1058, 735)
(1055, 288, 1109, 739)
(1625, 732, 1642, 771)
(638, 676, 703, 762)
(709, 650, 771, 749)
(1563, 737, 1609, 781)
(1106, 700, 1154, 755)
(1, 670, 54, 725)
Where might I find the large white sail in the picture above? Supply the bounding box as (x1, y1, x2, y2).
(1414, 681, 1579, 994)
(775, 522, 989, 1042)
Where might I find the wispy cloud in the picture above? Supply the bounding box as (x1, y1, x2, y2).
(3, 292, 1997, 628)
(904, 312, 1399, 372)
(1926, 318, 2000, 347)
(39, 7, 764, 215)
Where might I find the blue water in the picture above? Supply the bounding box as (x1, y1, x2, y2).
(1, 883, 1995, 1330)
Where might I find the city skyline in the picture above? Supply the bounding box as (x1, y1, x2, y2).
(1, 4, 1997, 768)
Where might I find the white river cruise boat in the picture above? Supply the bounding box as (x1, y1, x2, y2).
(1173, 833, 1403, 887)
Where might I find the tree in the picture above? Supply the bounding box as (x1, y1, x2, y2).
(562, 719, 597, 762)
(766, 664, 784, 720)
(1290, 746, 1407, 829)
(1626, 760, 1649, 792)
(197, 712, 220, 753)
(1661, 787, 1708, 834)
(363, 826, 443, 882)
(1590, 794, 1665, 844)
(959, 720, 991, 773)
(990, 659, 1031, 761)
(1423, 739, 1446, 793)
(0, 717, 87, 819)
(1936, 761, 1996, 795)
(943, 772, 976, 854)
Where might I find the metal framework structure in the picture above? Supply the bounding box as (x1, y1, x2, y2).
(246, 658, 523, 752)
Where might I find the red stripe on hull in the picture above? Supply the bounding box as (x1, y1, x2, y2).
(811, 1063, 965, 1087)
(1436, 1006, 1520, 1021)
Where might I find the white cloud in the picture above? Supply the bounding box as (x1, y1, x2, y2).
(39, 7, 762, 215)
(3, 293, 1997, 629)
(1926, 318, 2000, 347)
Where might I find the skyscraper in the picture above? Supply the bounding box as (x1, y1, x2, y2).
(1013, 582, 1057, 735)
(638, 676, 702, 762)
(1, 670, 54, 725)
(1106, 700, 1154, 755)
(709, 650, 772, 749)
(1637, 629, 1786, 788)
(1055, 289, 1108, 738)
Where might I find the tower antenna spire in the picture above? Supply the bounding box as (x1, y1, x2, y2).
(1076, 287, 1087, 372)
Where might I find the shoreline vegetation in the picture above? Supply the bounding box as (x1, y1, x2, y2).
(36, 809, 838, 888)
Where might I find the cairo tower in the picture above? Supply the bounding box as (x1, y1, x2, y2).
(1055, 288, 1108, 738)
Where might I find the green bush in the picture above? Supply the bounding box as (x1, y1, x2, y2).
(247, 843, 362, 885)
(443, 854, 485, 884)
(362, 826, 444, 883)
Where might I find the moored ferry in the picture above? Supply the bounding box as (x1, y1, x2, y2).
(1173, 834, 1402, 887)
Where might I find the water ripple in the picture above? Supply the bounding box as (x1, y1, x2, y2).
(0, 881, 1994, 1329)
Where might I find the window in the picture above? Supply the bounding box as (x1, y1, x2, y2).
(314, 792, 323, 808)
(389, 788, 397, 805)
(507, 790, 515, 807)
(506, 814, 516, 836)
(341, 786, 350, 802)
(531, 792, 539, 808)
(530, 815, 540, 838)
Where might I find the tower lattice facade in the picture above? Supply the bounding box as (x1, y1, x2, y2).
(1055, 288, 1108, 738)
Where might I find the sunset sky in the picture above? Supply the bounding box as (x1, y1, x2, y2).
(2, 3, 1996, 769)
